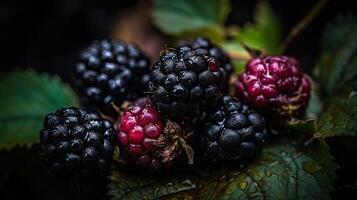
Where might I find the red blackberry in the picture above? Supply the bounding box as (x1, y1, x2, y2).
(235, 56, 311, 118)
(116, 98, 193, 170)
(149, 46, 226, 119)
(74, 39, 150, 116)
(200, 96, 268, 163)
(39, 107, 115, 176)
(188, 37, 233, 87)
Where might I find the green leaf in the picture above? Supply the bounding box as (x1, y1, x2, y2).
(237, 0, 281, 54)
(314, 16, 357, 97)
(152, 0, 229, 38)
(313, 16, 357, 138)
(222, 42, 250, 74)
(0, 70, 79, 149)
(315, 92, 357, 138)
(109, 134, 337, 200)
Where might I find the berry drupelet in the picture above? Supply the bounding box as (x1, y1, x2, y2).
(149, 45, 226, 119)
(200, 96, 268, 163)
(74, 39, 150, 116)
(39, 107, 115, 176)
(189, 37, 233, 86)
(235, 56, 311, 118)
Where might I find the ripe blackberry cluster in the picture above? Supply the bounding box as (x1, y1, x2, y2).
(188, 37, 233, 86)
(200, 96, 268, 162)
(235, 56, 311, 118)
(40, 107, 115, 175)
(149, 46, 226, 119)
(40, 37, 312, 173)
(74, 39, 150, 115)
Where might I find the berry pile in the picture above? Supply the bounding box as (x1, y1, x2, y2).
(39, 38, 311, 174)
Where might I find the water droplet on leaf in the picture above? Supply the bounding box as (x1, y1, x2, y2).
(239, 181, 247, 190)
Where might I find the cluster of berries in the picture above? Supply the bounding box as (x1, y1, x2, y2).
(39, 37, 310, 174)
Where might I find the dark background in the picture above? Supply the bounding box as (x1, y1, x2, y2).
(0, 0, 356, 199)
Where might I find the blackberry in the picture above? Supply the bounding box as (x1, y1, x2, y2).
(200, 96, 268, 163)
(117, 98, 193, 170)
(149, 46, 226, 119)
(189, 37, 233, 86)
(235, 56, 311, 118)
(39, 107, 115, 175)
(74, 39, 150, 116)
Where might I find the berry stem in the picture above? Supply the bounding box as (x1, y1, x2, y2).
(279, 0, 328, 53)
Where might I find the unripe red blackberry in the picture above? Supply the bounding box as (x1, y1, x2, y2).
(116, 98, 193, 170)
(149, 46, 226, 119)
(235, 56, 311, 118)
(74, 39, 150, 116)
(39, 107, 115, 176)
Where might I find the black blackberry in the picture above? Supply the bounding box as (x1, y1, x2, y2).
(184, 37, 233, 90)
(74, 39, 150, 116)
(39, 107, 115, 176)
(149, 46, 226, 119)
(200, 96, 268, 163)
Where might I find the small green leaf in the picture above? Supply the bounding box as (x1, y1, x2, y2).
(222, 42, 250, 73)
(314, 16, 357, 97)
(237, 0, 281, 54)
(152, 0, 229, 37)
(0, 70, 79, 149)
(315, 92, 357, 138)
(109, 134, 337, 200)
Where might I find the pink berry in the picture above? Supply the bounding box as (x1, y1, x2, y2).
(235, 56, 311, 118)
(116, 98, 164, 169)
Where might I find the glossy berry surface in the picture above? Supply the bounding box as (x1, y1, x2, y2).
(74, 39, 150, 115)
(149, 45, 226, 119)
(200, 96, 268, 163)
(190, 37, 233, 87)
(235, 56, 311, 118)
(39, 107, 115, 175)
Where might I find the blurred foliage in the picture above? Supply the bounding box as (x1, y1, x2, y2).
(152, 0, 229, 42)
(236, 0, 282, 54)
(316, 92, 357, 138)
(152, 0, 282, 74)
(314, 16, 357, 97)
(314, 16, 357, 138)
(0, 71, 78, 150)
